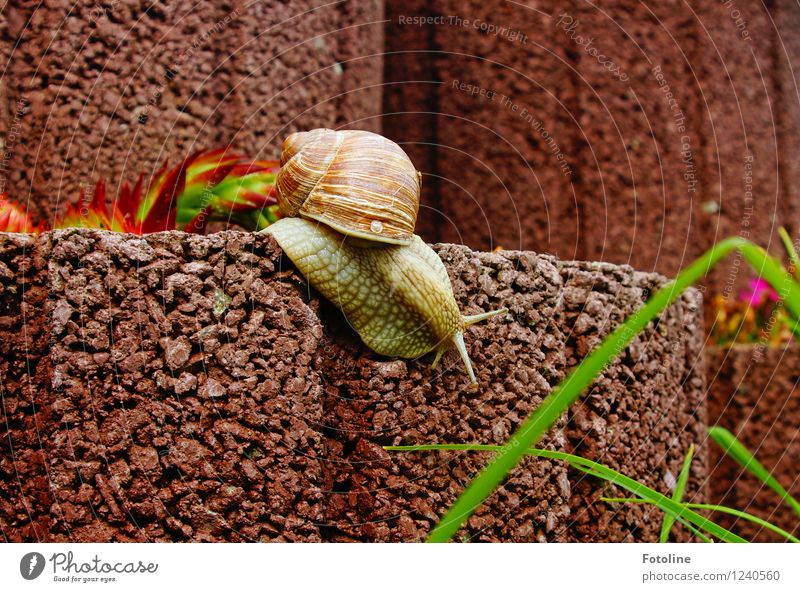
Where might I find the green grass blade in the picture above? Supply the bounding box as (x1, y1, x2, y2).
(779, 227, 800, 281)
(602, 497, 800, 543)
(416, 237, 800, 543)
(708, 426, 800, 518)
(688, 503, 800, 543)
(601, 498, 712, 542)
(561, 465, 743, 543)
(386, 444, 746, 542)
(738, 241, 800, 319)
(660, 444, 695, 543)
(681, 523, 713, 543)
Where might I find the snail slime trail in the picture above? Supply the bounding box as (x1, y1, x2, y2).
(264, 128, 507, 385)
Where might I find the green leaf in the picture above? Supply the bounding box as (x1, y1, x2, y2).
(681, 523, 713, 543)
(660, 444, 695, 543)
(689, 503, 800, 543)
(415, 237, 800, 543)
(602, 497, 799, 543)
(603, 497, 715, 542)
(779, 227, 800, 281)
(708, 426, 800, 518)
(385, 444, 746, 543)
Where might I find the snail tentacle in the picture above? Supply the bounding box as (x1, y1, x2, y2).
(463, 308, 508, 326)
(450, 310, 507, 385)
(431, 347, 446, 369)
(453, 331, 477, 385)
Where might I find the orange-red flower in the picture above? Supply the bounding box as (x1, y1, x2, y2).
(53, 149, 280, 234)
(0, 194, 40, 233)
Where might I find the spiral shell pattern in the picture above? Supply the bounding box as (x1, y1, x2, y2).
(275, 129, 421, 245)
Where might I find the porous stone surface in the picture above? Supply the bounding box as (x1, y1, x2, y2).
(0, 232, 53, 542)
(382, 0, 800, 294)
(4, 0, 799, 292)
(383, 0, 579, 255)
(706, 345, 800, 542)
(1, 229, 707, 542)
(2, 230, 327, 542)
(0, 1, 384, 223)
(320, 245, 707, 541)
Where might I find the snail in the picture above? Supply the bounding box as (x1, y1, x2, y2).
(264, 129, 506, 385)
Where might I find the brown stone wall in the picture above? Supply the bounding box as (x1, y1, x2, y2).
(0, 1, 385, 225)
(4, 0, 800, 283)
(383, 1, 581, 256)
(773, 0, 800, 235)
(688, 1, 786, 294)
(382, 1, 800, 289)
(706, 345, 800, 542)
(567, 3, 705, 278)
(0, 233, 53, 542)
(1, 229, 708, 541)
(321, 248, 708, 542)
(3, 230, 328, 542)
(44, 230, 327, 542)
(381, 0, 440, 240)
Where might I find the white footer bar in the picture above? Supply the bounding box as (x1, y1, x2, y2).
(2, 543, 798, 591)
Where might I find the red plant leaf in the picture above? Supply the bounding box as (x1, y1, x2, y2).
(229, 160, 280, 177)
(184, 205, 213, 234)
(227, 190, 278, 211)
(89, 180, 107, 215)
(117, 173, 143, 224)
(192, 162, 238, 188)
(140, 153, 201, 233)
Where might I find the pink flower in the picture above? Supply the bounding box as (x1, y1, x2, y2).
(739, 278, 779, 307)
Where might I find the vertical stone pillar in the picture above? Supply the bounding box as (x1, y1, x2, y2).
(0, 1, 385, 224)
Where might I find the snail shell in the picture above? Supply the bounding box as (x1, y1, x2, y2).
(275, 129, 421, 245)
(266, 217, 506, 384)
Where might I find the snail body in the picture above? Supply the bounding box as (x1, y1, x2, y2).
(265, 129, 505, 385)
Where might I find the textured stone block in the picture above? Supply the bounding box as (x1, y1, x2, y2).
(707, 345, 800, 542)
(0, 229, 707, 541)
(0, 232, 52, 542)
(0, 1, 385, 222)
(382, 0, 800, 294)
(319, 244, 707, 541)
(2, 230, 327, 542)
